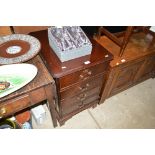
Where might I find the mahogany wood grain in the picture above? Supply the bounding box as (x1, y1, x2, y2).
(60, 74, 105, 99)
(13, 26, 49, 34)
(58, 62, 108, 89)
(30, 30, 113, 78)
(31, 30, 113, 125)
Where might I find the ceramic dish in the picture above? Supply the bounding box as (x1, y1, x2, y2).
(0, 63, 38, 98)
(0, 34, 41, 64)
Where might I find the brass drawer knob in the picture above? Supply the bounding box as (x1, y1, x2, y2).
(87, 71, 92, 75)
(83, 69, 92, 75)
(79, 83, 90, 91)
(86, 83, 90, 87)
(78, 101, 84, 107)
(0, 107, 7, 116)
(79, 87, 87, 91)
(77, 94, 87, 101)
(80, 75, 84, 79)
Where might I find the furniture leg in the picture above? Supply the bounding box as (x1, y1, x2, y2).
(44, 84, 58, 127)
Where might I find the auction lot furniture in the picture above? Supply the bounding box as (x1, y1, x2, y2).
(97, 26, 134, 57)
(0, 55, 58, 127)
(31, 30, 113, 125)
(95, 32, 155, 103)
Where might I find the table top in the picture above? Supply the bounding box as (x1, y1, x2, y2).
(31, 30, 113, 78)
(0, 55, 54, 103)
(95, 32, 155, 68)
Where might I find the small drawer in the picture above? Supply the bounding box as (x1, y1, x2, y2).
(60, 74, 105, 99)
(61, 94, 99, 116)
(59, 62, 109, 89)
(61, 87, 101, 115)
(0, 95, 31, 118)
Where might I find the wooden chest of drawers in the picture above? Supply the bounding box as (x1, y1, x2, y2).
(31, 30, 113, 125)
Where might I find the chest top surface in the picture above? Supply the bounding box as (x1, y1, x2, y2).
(31, 30, 113, 78)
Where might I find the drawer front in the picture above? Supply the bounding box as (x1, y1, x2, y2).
(59, 62, 109, 89)
(61, 87, 101, 115)
(62, 95, 99, 116)
(0, 95, 31, 118)
(60, 74, 105, 100)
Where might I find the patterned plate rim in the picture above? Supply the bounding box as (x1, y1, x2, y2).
(0, 34, 41, 64)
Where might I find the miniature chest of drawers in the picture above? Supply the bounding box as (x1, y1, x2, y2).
(32, 30, 113, 125)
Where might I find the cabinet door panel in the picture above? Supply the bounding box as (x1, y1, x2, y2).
(111, 60, 143, 94)
(136, 56, 155, 80)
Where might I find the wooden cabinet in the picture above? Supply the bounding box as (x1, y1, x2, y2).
(31, 30, 113, 125)
(134, 55, 155, 82)
(97, 32, 155, 103)
(59, 70, 107, 118)
(104, 55, 155, 100)
(110, 60, 144, 96)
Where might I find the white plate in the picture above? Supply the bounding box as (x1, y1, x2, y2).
(0, 64, 38, 98)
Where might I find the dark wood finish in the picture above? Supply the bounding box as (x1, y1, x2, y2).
(31, 31, 113, 78)
(96, 32, 155, 103)
(60, 74, 105, 99)
(13, 26, 49, 34)
(31, 30, 113, 125)
(61, 92, 100, 116)
(0, 55, 58, 127)
(59, 63, 108, 89)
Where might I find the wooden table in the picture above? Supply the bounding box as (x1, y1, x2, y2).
(0, 55, 58, 127)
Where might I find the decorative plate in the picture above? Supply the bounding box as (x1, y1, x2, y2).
(0, 34, 41, 64)
(0, 64, 38, 98)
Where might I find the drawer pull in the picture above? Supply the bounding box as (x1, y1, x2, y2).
(77, 94, 87, 101)
(88, 71, 92, 75)
(79, 83, 90, 91)
(79, 70, 92, 80)
(86, 83, 90, 87)
(83, 69, 92, 75)
(79, 87, 87, 91)
(78, 102, 84, 107)
(0, 107, 7, 116)
(80, 75, 84, 79)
